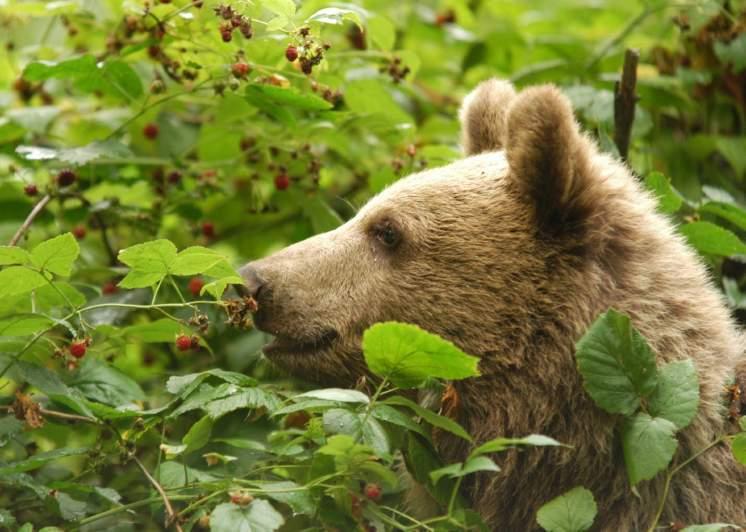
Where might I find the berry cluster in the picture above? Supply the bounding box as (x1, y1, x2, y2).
(175, 333, 200, 352)
(310, 80, 343, 106)
(285, 27, 330, 75)
(12, 77, 52, 104)
(380, 56, 410, 84)
(214, 3, 253, 42)
(224, 296, 258, 329)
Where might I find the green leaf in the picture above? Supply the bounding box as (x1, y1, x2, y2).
(648, 360, 699, 430)
(166, 369, 257, 396)
(182, 415, 213, 454)
(118, 239, 177, 288)
(0, 266, 48, 297)
(644, 172, 682, 214)
(0, 246, 30, 266)
(123, 319, 184, 343)
(428, 462, 464, 484)
(699, 202, 746, 232)
(205, 388, 281, 418)
(69, 357, 146, 406)
(536, 486, 597, 532)
(301, 196, 343, 233)
(245, 84, 332, 112)
(471, 434, 563, 457)
(210, 500, 285, 532)
(16, 139, 132, 165)
(430, 456, 498, 484)
(680, 222, 746, 257)
(23, 55, 97, 82)
(249, 481, 314, 515)
(97, 60, 143, 101)
(362, 322, 480, 388)
(715, 137, 746, 177)
(383, 395, 472, 441)
(621, 412, 677, 486)
(306, 7, 363, 27)
(0, 448, 88, 475)
(368, 16, 395, 51)
(732, 433, 746, 466)
(296, 388, 369, 403)
(0, 315, 53, 336)
(575, 309, 657, 416)
(171, 246, 237, 277)
(31, 233, 80, 276)
(345, 80, 413, 127)
(370, 404, 429, 438)
(54, 491, 88, 521)
(322, 408, 390, 456)
(713, 33, 746, 73)
(263, 0, 296, 18)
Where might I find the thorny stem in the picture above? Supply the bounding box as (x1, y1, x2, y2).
(131, 454, 183, 532)
(9, 194, 52, 246)
(72, 495, 193, 528)
(646, 435, 726, 532)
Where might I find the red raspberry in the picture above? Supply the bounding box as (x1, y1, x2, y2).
(69, 340, 87, 358)
(285, 44, 298, 62)
(102, 281, 118, 295)
(363, 483, 381, 501)
(175, 334, 192, 352)
(167, 170, 182, 184)
(188, 277, 204, 297)
(201, 221, 215, 238)
(221, 29, 232, 42)
(274, 173, 290, 191)
(24, 183, 38, 196)
(231, 62, 250, 78)
(143, 123, 159, 140)
(57, 169, 77, 187)
(72, 225, 86, 240)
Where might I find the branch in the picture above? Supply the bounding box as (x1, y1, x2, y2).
(9, 194, 52, 246)
(132, 454, 184, 532)
(613, 48, 640, 163)
(4, 405, 101, 425)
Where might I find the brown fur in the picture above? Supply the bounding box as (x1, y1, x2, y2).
(241, 79, 746, 530)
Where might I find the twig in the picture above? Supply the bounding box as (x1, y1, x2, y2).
(4, 405, 101, 424)
(132, 454, 184, 532)
(9, 194, 52, 246)
(613, 48, 640, 162)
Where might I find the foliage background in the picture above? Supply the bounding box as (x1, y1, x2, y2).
(0, 0, 745, 530)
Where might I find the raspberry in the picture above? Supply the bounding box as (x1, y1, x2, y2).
(285, 44, 298, 62)
(69, 340, 87, 359)
(57, 169, 76, 187)
(143, 123, 159, 140)
(175, 334, 192, 352)
(274, 173, 290, 191)
(363, 483, 381, 501)
(190, 335, 200, 349)
(221, 29, 232, 42)
(102, 281, 118, 295)
(167, 170, 182, 184)
(201, 221, 215, 238)
(231, 62, 250, 78)
(24, 183, 38, 196)
(188, 277, 204, 297)
(72, 225, 86, 240)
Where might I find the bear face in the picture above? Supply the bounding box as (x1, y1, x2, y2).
(241, 81, 608, 385)
(240, 80, 746, 528)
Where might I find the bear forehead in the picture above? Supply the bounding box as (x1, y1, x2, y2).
(358, 150, 509, 219)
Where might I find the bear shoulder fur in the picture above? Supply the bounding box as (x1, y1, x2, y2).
(241, 79, 746, 529)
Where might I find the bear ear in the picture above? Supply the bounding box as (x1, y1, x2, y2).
(504, 84, 594, 234)
(460, 79, 516, 155)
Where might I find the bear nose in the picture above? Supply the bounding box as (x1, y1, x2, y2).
(238, 264, 267, 302)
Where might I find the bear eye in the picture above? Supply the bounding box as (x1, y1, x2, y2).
(373, 221, 401, 249)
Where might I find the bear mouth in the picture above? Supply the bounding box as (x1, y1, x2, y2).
(262, 329, 339, 358)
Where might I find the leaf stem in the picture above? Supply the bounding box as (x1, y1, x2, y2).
(9, 194, 52, 246)
(131, 454, 184, 531)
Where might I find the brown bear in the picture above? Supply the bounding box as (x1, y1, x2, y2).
(240, 80, 746, 530)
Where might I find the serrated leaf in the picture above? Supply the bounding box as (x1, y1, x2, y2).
(123, 319, 184, 343)
(245, 84, 332, 112)
(205, 388, 280, 418)
(23, 55, 97, 82)
(680, 222, 746, 257)
(31, 233, 79, 276)
(536, 486, 597, 532)
(171, 246, 236, 276)
(250, 481, 314, 515)
(362, 322, 480, 388)
(0, 447, 88, 475)
(621, 413, 677, 486)
(645, 172, 682, 214)
(166, 369, 257, 396)
(296, 388, 369, 403)
(648, 360, 699, 429)
(370, 404, 429, 438)
(0, 266, 48, 297)
(699, 202, 746, 232)
(0, 246, 30, 266)
(471, 434, 563, 457)
(69, 357, 145, 406)
(118, 239, 177, 288)
(210, 500, 284, 532)
(182, 415, 213, 454)
(383, 395, 472, 441)
(575, 309, 657, 416)
(732, 433, 746, 466)
(322, 408, 390, 455)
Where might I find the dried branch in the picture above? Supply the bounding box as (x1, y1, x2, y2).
(613, 48, 640, 162)
(132, 454, 184, 532)
(9, 194, 52, 246)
